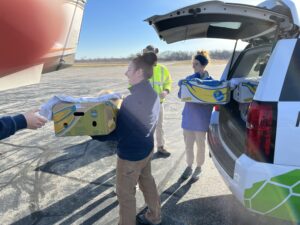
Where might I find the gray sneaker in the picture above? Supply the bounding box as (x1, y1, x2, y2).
(181, 166, 192, 180)
(191, 167, 202, 181)
(157, 146, 171, 157)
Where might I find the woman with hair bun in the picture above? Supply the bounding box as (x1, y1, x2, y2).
(93, 52, 162, 225)
(180, 50, 213, 181)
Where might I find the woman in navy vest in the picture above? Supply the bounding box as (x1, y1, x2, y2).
(93, 52, 161, 225)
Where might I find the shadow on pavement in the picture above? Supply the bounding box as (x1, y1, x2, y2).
(11, 169, 117, 225)
(137, 176, 197, 225)
(160, 193, 296, 225)
(137, 171, 295, 225)
(35, 140, 116, 175)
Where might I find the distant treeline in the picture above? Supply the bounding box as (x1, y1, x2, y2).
(76, 50, 232, 63)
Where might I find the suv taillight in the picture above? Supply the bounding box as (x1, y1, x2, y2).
(246, 101, 276, 163)
(214, 105, 220, 112)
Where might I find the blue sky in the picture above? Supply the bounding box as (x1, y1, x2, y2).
(76, 0, 263, 59)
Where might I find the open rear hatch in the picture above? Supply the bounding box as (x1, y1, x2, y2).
(146, 0, 293, 43)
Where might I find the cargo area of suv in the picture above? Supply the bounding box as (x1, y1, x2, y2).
(147, 0, 300, 223)
(209, 44, 275, 177)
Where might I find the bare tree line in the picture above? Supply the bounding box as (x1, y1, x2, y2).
(76, 50, 232, 63)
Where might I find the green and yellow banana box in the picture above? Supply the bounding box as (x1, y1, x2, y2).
(233, 79, 259, 103)
(179, 79, 230, 104)
(52, 99, 122, 137)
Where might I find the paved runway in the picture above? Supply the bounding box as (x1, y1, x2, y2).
(0, 63, 291, 225)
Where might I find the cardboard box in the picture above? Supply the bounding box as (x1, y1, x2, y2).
(52, 98, 122, 137)
(233, 79, 259, 103)
(179, 79, 230, 104)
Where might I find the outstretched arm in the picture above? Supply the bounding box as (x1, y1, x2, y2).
(0, 109, 47, 140)
(0, 115, 26, 140)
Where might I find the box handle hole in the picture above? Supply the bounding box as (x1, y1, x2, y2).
(74, 112, 85, 116)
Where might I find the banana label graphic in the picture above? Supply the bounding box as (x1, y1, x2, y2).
(233, 80, 259, 103)
(52, 99, 122, 137)
(179, 80, 230, 104)
(242, 82, 257, 95)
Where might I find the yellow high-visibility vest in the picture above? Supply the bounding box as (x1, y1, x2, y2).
(149, 63, 172, 102)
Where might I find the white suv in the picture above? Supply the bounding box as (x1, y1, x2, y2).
(147, 0, 300, 223)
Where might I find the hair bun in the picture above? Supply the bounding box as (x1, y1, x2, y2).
(143, 45, 159, 54)
(196, 50, 209, 59)
(142, 52, 157, 67)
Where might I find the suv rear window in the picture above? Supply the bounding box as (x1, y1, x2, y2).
(230, 45, 272, 79)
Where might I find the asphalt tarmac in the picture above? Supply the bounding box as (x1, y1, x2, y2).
(0, 63, 293, 225)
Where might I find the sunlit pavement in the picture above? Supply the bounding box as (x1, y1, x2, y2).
(0, 65, 292, 225)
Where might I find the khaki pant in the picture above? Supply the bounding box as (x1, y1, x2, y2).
(116, 151, 161, 225)
(183, 129, 206, 167)
(155, 104, 165, 147)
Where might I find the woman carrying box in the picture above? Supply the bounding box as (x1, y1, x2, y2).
(92, 52, 161, 225)
(179, 50, 213, 181)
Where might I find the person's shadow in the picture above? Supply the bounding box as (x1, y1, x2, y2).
(12, 139, 120, 225)
(11, 169, 118, 225)
(35, 139, 116, 175)
(137, 170, 198, 225)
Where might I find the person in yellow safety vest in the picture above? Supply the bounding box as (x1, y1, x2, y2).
(143, 45, 173, 157)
